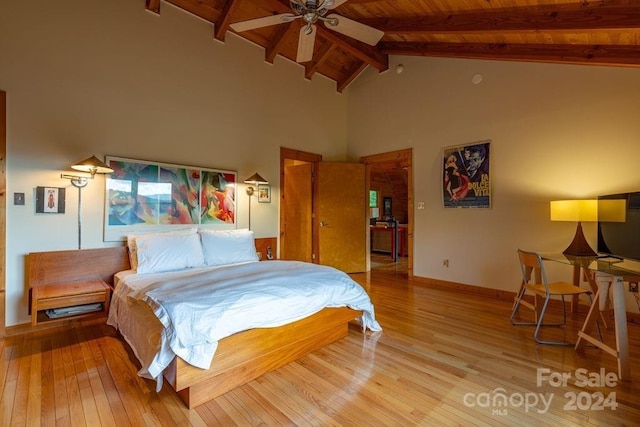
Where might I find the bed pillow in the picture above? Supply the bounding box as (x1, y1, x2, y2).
(127, 228, 196, 271)
(135, 232, 205, 274)
(199, 229, 259, 266)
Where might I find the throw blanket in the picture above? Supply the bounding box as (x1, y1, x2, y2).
(114, 260, 382, 380)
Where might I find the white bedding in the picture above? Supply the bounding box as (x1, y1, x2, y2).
(107, 260, 381, 385)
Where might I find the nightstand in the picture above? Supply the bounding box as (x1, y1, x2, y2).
(255, 237, 277, 261)
(31, 280, 111, 326)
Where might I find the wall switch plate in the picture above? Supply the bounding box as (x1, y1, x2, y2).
(14, 192, 25, 205)
(417, 202, 425, 210)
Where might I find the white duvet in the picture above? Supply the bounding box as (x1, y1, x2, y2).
(108, 260, 381, 383)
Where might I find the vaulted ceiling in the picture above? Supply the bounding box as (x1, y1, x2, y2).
(146, 0, 640, 92)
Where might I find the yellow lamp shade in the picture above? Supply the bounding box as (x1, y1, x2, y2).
(550, 200, 598, 222)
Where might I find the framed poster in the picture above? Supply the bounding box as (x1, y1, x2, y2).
(104, 156, 237, 241)
(383, 197, 392, 216)
(442, 140, 491, 208)
(35, 187, 65, 213)
(258, 184, 271, 203)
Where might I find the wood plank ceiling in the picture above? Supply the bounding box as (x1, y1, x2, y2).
(146, 0, 640, 92)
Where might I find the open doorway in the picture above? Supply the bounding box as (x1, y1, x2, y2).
(360, 149, 413, 277)
(279, 147, 367, 273)
(279, 147, 321, 262)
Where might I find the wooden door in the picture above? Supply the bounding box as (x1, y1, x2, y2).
(281, 163, 313, 262)
(314, 162, 367, 273)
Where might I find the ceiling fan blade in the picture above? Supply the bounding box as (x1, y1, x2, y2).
(327, 0, 349, 9)
(324, 13, 383, 46)
(296, 24, 317, 63)
(230, 13, 297, 32)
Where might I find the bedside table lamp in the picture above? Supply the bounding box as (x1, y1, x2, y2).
(244, 172, 268, 230)
(61, 155, 114, 249)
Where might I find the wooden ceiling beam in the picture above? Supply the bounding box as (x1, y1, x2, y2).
(214, 0, 242, 41)
(305, 43, 336, 79)
(359, 4, 640, 35)
(316, 25, 388, 72)
(266, 22, 295, 63)
(337, 60, 368, 93)
(379, 42, 640, 68)
(145, 0, 161, 15)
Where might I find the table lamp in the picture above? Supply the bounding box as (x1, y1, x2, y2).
(550, 199, 626, 257)
(550, 200, 598, 256)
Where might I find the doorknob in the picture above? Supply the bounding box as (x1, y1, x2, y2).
(319, 221, 329, 227)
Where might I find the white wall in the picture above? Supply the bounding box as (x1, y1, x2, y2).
(347, 56, 640, 310)
(0, 0, 347, 326)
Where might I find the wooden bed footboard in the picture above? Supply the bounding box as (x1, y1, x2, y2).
(165, 306, 361, 408)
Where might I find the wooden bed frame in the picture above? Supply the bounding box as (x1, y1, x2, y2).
(27, 244, 362, 408)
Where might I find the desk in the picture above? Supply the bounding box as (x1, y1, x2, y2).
(370, 225, 406, 261)
(541, 253, 640, 381)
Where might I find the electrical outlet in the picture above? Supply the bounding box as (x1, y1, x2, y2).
(629, 282, 638, 293)
(443, 259, 449, 268)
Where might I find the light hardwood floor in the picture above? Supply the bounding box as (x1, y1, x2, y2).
(2, 268, 639, 426)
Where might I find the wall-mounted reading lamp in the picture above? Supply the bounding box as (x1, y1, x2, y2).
(550, 199, 626, 257)
(61, 155, 114, 249)
(244, 172, 268, 230)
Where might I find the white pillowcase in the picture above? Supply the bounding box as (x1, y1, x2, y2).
(135, 232, 206, 274)
(199, 229, 259, 266)
(127, 228, 196, 271)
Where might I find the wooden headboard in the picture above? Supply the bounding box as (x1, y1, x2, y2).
(28, 246, 130, 288)
(28, 237, 277, 288)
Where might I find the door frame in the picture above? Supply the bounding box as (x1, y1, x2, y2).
(360, 148, 413, 277)
(279, 147, 322, 260)
(1, 90, 6, 337)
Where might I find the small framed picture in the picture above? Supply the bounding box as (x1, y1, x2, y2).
(258, 184, 271, 203)
(36, 187, 66, 213)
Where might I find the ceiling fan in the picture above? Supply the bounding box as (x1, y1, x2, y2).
(229, 0, 384, 63)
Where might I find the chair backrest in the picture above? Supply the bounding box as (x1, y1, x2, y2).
(517, 249, 549, 294)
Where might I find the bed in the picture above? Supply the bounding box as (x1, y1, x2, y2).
(105, 228, 381, 408)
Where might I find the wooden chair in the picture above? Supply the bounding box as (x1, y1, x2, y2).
(510, 249, 595, 345)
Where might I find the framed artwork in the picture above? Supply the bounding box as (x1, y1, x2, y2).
(35, 187, 65, 213)
(383, 197, 392, 216)
(104, 156, 237, 241)
(442, 140, 491, 208)
(258, 184, 271, 203)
